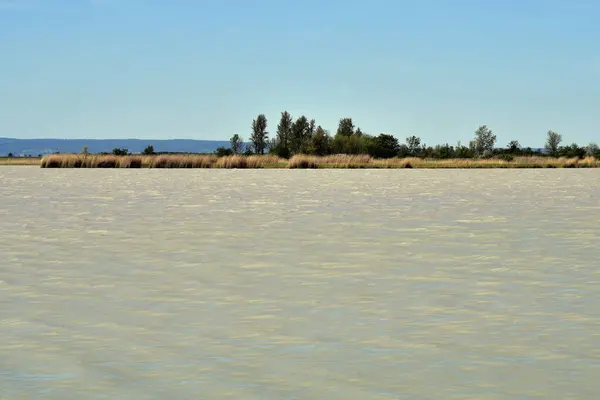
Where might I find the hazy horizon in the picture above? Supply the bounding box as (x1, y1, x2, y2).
(1, 1, 599, 147)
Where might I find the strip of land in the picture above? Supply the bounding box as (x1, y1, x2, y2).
(0, 157, 42, 166)
(23, 154, 600, 168)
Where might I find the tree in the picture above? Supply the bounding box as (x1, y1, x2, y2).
(250, 114, 268, 154)
(336, 118, 355, 137)
(506, 140, 521, 154)
(291, 115, 310, 153)
(406, 135, 422, 156)
(81, 146, 89, 155)
(243, 143, 254, 156)
(559, 143, 585, 159)
(545, 130, 562, 156)
(142, 145, 155, 155)
(585, 142, 599, 157)
(112, 148, 128, 156)
(271, 111, 293, 158)
(229, 134, 244, 154)
(311, 125, 331, 156)
(472, 125, 496, 156)
(369, 134, 400, 158)
(215, 147, 233, 157)
(308, 119, 316, 137)
(7, 152, 13, 158)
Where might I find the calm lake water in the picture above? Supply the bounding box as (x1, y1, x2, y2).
(1, 167, 600, 399)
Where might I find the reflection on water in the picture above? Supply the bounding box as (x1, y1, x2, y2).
(1, 167, 600, 399)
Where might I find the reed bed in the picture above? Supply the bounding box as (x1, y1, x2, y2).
(289, 154, 374, 168)
(39, 153, 600, 169)
(39, 154, 285, 169)
(0, 157, 41, 165)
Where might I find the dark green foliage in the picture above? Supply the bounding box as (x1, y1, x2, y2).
(229, 134, 244, 154)
(310, 126, 332, 156)
(368, 134, 400, 158)
(243, 144, 254, 156)
(498, 154, 514, 162)
(250, 114, 268, 154)
(558, 143, 586, 158)
(336, 118, 355, 137)
(545, 130, 562, 156)
(237, 113, 595, 161)
(270, 111, 293, 158)
(332, 133, 369, 154)
(7, 153, 13, 157)
(472, 125, 496, 156)
(406, 135, 421, 156)
(215, 147, 233, 157)
(506, 140, 521, 154)
(112, 148, 129, 156)
(290, 115, 310, 154)
(142, 145, 155, 155)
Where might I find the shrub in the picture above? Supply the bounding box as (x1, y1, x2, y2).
(215, 147, 234, 157)
(497, 154, 514, 162)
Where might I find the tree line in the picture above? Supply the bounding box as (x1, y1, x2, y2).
(215, 112, 600, 160)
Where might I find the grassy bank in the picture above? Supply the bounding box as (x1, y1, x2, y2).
(0, 157, 42, 165)
(37, 153, 600, 169)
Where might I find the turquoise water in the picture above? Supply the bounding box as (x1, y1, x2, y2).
(1, 167, 599, 399)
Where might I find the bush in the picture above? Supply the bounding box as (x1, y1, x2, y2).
(215, 147, 233, 157)
(498, 154, 514, 162)
(112, 148, 129, 156)
(142, 145, 155, 155)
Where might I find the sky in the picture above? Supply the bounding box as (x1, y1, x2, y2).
(1, 0, 599, 147)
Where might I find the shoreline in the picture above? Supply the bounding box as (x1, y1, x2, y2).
(14, 153, 599, 169)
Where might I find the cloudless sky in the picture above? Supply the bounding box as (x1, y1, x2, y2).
(1, 0, 599, 147)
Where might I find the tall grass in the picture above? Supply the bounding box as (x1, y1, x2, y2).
(0, 157, 41, 165)
(39, 153, 600, 169)
(40, 154, 285, 168)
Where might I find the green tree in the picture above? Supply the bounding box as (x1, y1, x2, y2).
(585, 142, 599, 157)
(250, 114, 268, 154)
(559, 143, 585, 159)
(290, 115, 310, 154)
(336, 118, 355, 137)
(271, 111, 293, 158)
(506, 140, 521, 154)
(455, 141, 472, 158)
(142, 145, 155, 155)
(215, 147, 233, 157)
(435, 143, 454, 159)
(311, 125, 331, 156)
(308, 119, 316, 137)
(472, 125, 496, 156)
(243, 143, 254, 155)
(368, 134, 400, 158)
(7, 152, 13, 158)
(112, 148, 128, 156)
(545, 130, 562, 156)
(229, 134, 244, 154)
(406, 135, 421, 156)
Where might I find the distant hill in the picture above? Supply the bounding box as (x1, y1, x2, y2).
(0, 138, 230, 156)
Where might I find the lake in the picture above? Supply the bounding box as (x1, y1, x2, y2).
(1, 167, 599, 399)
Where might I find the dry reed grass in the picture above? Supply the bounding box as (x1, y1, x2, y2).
(289, 154, 374, 168)
(40, 154, 285, 169)
(286, 154, 600, 169)
(0, 157, 41, 166)
(38, 153, 600, 169)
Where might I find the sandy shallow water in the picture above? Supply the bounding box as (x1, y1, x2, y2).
(1, 167, 599, 399)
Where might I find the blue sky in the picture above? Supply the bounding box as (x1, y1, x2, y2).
(1, 0, 598, 147)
